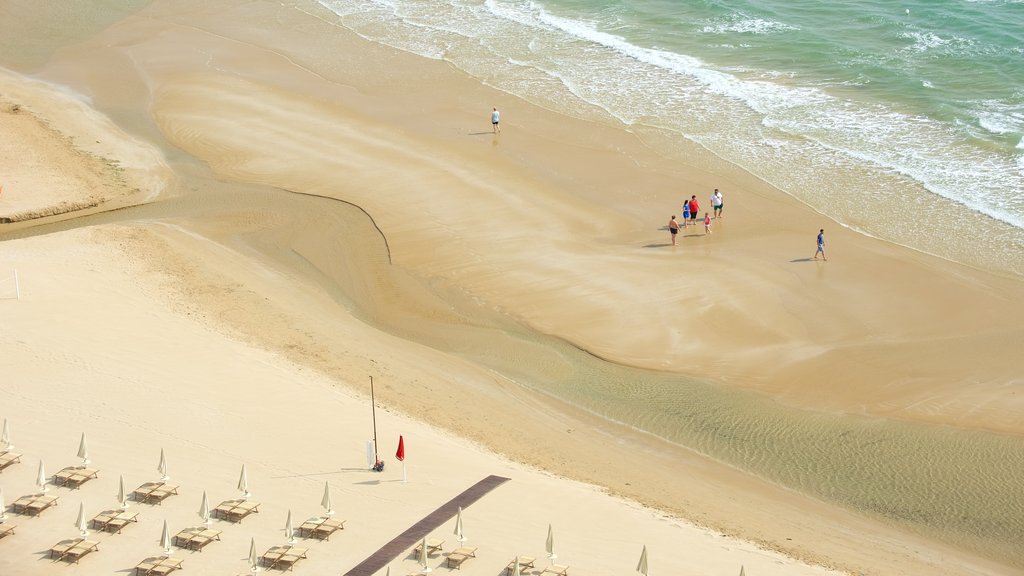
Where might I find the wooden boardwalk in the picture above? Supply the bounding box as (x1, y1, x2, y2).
(342, 475, 510, 576)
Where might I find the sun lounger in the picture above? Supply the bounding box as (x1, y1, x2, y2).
(446, 547, 477, 570)
(11, 494, 58, 516)
(506, 556, 536, 575)
(90, 509, 139, 533)
(0, 450, 22, 473)
(260, 545, 308, 571)
(297, 516, 345, 540)
(132, 482, 179, 505)
(540, 564, 570, 576)
(173, 527, 222, 551)
(212, 499, 260, 523)
(135, 556, 184, 575)
(414, 537, 445, 556)
(49, 538, 99, 563)
(0, 524, 15, 539)
(52, 466, 99, 489)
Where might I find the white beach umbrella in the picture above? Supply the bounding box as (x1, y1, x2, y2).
(321, 481, 334, 516)
(0, 487, 7, 521)
(511, 556, 521, 576)
(248, 537, 259, 572)
(157, 448, 169, 481)
(739, 566, 746, 576)
(285, 509, 296, 544)
(545, 524, 557, 563)
(199, 490, 211, 525)
(454, 506, 466, 542)
(366, 439, 376, 469)
(636, 545, 649, 576)
(238, 464, 250, 499)
(1, 418, 12, 450)
(160, 519, 172, 556)
(37, 459, 48, 493)
(419, 536, 432, 573)
(116, 474, 128, 509)
(75, 501, 88, 537)
(77, 432, 90, 466)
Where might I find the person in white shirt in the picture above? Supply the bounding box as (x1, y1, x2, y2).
(711, 188, 723, 219)
(491, 107, 501, 133)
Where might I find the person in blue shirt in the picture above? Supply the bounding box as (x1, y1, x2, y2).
(814, 229, 826, 260)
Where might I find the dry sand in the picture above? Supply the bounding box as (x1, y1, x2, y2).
(2, 1, 1024, 575)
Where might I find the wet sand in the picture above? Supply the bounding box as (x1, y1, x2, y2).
(2, 1, 1024, 575)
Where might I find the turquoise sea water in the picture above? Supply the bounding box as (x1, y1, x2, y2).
(316, 0, 1024, 275)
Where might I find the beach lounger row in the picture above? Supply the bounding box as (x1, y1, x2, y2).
(135, 556, 184, 575)
(0, 524, 14, 539)
(49, 538, 99, 563)
(260, 544, 308, 571)
(445, 546, 477, 569)
(173, 527, 222, 551)
(132, 481, 179, 505)
(53, 466, 99, 489)
(0, 450, 21, 473)
(11, 494, 58, 516)
(297, 516, 345, 540)
(213, 499, 260, 523)
(90, 509, 139, 533)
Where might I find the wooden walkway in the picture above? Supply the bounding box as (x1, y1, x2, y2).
(342, 475, 510, 576)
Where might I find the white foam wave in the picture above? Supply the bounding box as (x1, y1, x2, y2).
(700, 17, 798, 35)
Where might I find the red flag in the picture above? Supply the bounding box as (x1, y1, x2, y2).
(396, 435, 406, 462)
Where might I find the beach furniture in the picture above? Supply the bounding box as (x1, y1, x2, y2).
(297, 516, 345, 540)
(90, 509, 139, 533)
(260, 544, 308, 571)
(0, 450, 21, 473)
(11, 493, 58, 516)
(505, 556, 535, 575)
(540, 564, 570, 576)
(52, 466, 99, 489)
(446, 546, 477, 569)
(414, 537, 445, 556)
(49, 537, 99, 563)
(173, 527, 222, 551)
(135, 556, 184, 575)
(0, 523, 14, 539)
(132, 481, 179, 505)
(213, 498, 261, 523)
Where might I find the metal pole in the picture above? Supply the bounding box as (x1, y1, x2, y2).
(14, 270, 19, 300)
(370, 376, 379, 464)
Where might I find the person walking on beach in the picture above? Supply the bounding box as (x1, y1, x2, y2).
(681, 200, 690, 225)
(491, 107, 501, 133)
(814, 228, 826, 260)
(711, 188, 723, 218)
(669, 215, 681, 245)
(688, 195, 700, 226)
(704, 213, 712, 235)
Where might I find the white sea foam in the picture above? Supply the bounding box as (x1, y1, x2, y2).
(700, 17, 798, 35)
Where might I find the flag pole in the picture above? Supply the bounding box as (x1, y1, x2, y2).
(370, 376, 380, 467)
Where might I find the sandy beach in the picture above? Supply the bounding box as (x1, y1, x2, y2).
(2, 1, 1023, 575)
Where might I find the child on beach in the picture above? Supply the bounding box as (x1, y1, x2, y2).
(704, 213, 712, 234)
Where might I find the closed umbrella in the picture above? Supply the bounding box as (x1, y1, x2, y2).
(157, 448, 169, 481)
(321, 481, 334, 516)
(511, 556, 521, 576)
(36, 459, 48, 493)
(199, 490, 211, 525)
(1, 418, 12, 450)
(454, 506, 466, 542)
(0, 487, 6, 521)
(739, 567, 746, 576)
(75, 501, 88, 537)
(285, 509, 296, 543)
(77, 432, 90, 466)
(636, 545, 649, 576)
(419, 536, 432, 573)
(160, 519, 172, 556)
(249, 537, 259, 572)
(545, 524, 557, 563)
(117, 475, 128, 509)
(238, 464, 250, 499)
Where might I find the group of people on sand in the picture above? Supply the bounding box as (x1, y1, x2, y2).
(669, 189, 723, 245)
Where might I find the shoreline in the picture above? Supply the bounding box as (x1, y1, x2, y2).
(2, 1, 1024, 574)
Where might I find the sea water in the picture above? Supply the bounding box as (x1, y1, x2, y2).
(308, 0, 1024, 566)
(315, 0, 1024, 276)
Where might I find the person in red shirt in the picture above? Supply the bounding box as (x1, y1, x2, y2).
(688, 195, 700, 225)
